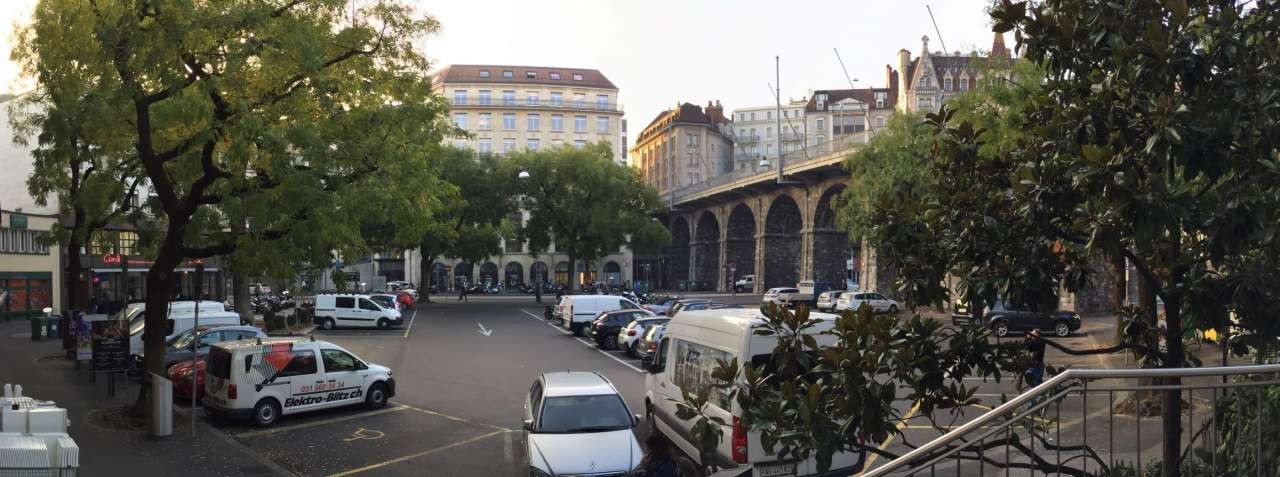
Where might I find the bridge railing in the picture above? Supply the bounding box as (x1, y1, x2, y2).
(669, 131, 871, 203)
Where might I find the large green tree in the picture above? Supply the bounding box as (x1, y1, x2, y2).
(16, 0, 453, 425)
(502, 143, 669, 291)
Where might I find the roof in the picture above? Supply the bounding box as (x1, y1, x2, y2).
(433, 64, 617, 90)
(805, 87, 896, 112)
(541, 371, 617, 397)
(666, 308, 839, 340)
(635, 103, 727, 143)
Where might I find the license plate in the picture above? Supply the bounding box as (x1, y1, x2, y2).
(755, 462, 796, 477)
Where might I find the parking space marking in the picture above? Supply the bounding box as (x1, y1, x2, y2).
(402, 308, 419, 338)
(863, 400, 922, 470)
(392, 401, 513, 432)
(233, 406, 410, 439)
(325, 429, 508, 477)
(520, 309, 644, 373)
(343, 427, 386, 442)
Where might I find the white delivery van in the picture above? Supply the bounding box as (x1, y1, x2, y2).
(127, 301, 242, 356)
(643, 308, 866, 476)
(202, 337, 394, 426)
(313, 294, 403, 330)
(558, 295, 643, 337)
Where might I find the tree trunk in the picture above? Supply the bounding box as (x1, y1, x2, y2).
(1161, 271, 1185, 477)
(1110, 255, 1127, 346)
(230, 216, 252, 323)
(419, 254, 435, 303)
(62, 229, 85, 353)
(129, 223, 185, 423)
(567, 255, 576, 292)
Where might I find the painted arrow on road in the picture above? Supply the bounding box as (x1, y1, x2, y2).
(477, 323, 493, 336)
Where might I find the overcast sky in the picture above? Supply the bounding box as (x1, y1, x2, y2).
(0, 0, 1003, 149)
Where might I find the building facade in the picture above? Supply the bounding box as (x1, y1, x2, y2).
(631, 102, 733, 201)
(897, 33, 1012, 114)
(730, 100, 807, 172)
(804, 83, 897, 150)
(435, 64, 627, 163)
(0, 209, 60, 321)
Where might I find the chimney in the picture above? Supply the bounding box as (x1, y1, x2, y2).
(884, 65, 894, 89)
(705, 100, 726, 124)
(898, 49, 911, 107)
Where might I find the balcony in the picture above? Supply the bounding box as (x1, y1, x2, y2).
(448, 97, 622, 113)
(736, 134, 761, 144)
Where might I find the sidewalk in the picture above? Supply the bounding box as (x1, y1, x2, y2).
(0, 320, 292, 477)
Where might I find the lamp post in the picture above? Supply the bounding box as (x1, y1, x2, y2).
(518, 169, 539, 303)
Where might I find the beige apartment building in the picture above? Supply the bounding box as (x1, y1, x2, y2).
(631, 102, 733, 202)
(434, 65, 627, 163)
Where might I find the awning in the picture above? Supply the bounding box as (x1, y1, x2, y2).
(91, 267, 218, 273)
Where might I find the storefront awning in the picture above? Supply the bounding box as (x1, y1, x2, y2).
(92, 267, 218, 273)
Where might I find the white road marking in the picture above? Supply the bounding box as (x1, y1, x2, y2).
(503, 429, 514, 464)
(326, 429, 508, 477)
(477, 323, 493, 336)
(402, 308, 419, 338)
(234, 406, 410, 439)
(519, 309, 644, 373)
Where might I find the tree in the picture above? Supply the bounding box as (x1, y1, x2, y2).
(413, 147, 511, 302)
(502, 143, 669, 291)
(16, 0, 453, 425)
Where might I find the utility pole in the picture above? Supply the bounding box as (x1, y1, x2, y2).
(775, 56, 783, 183)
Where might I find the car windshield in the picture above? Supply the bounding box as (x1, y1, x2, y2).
(370, 296, 395, 309)
(537, 394, 632, 433)
(167, 329, 199, 349)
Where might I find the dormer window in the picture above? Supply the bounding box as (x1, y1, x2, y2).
(478, 70, 490, 78)
(572, 73, 584, 81)
(550, 72, 561, 80)
(525, 71, 536, 79)
(502, 70, 513, 78)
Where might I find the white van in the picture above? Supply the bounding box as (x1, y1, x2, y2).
(126, 301, 242, 356)
(202, 337, 394, 426)
(643, 308, 866, 476)
(557, 295, 643, 337)
(313, 294, 403, 330)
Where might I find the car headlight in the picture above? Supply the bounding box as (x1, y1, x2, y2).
(528, 467, 552, 477)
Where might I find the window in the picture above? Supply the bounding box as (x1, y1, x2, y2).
(551, 114, 564, 132)
(478, 90, 491, 105)
(503, 113, 516, 130)
(502, 90, 515, 105)
(573, 93, 586, 108)
(525, 71, 536, 79)
(478, 138, 492, 153)
(749, 128, 756, 138)
(959, 77, 969, 91)
(572, 73, 584, 81)
(478, 113, 492, 130)
(573, 140, 586, 149)
(687, 134, 698, 147)
(479, 69, 490, 78)
(550, 139, 563, 148)
(766, 127, 772, 138)
(118, 231, 137, 255)
(549, 72, 561, 80)
(767, 111, 772, 120)
(359, 298, 380, 311)
(527, 139, 540, 150)
(738, 128, 745, 137)
(536, 395, 631, 433)
(574, 115, 587, 132)
(595, 94, 608, 110)
(502, 70, 513, 78)
(875, 115, 885, 128)
(526, 113, 540, 131)
(750, 112, 756, 121)
(322, 349, 361, 372)
(335, 297, 355, 308)
(275, 350, 317, 377)
(453, 113, 467, 130)
(550, 92, 562, 106)
(816, 118, 825, 132)
(526, 91, 539, 106)
(502, 138, 516, 153)
(672, 340, 734, 410)
(944, 78, 953, 91)
(596, 116, 609, 133)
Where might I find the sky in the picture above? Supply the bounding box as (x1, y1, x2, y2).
(0, 0, 1003, 150)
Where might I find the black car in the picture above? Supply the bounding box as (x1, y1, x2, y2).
(588, 309, 655, 350)
(952, 300, 1082, 337)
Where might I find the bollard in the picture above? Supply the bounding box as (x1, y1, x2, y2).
(149, 372, 173, 437)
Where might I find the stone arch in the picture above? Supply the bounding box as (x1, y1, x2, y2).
(763, 194, 803, 289)
(479, 262, 499, 286)
(454, 262, 474, 289)
(530, 261, 549, 285)
(667, 216, 691, 289)
(604, 261, 623, 285)
(811, 184, 855, 288)
(692, 211, 721, 289)
(504, 262, 524, 287)
(725, 203, 756, 289)
(430, 262, 448, 292)
(554, 261, 569, 286)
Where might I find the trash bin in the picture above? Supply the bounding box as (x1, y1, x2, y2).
(45, 317, 60, 340)
(149, 372, 173, 437)
(30, 316, 46, 341)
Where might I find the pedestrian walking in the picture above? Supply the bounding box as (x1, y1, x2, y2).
(633, 434, 679, 477)
(458, 285, 468, 302)
(1025, 328, 1046, 387)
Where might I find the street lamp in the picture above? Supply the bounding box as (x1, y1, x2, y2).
(518, 169, 530, 180)
(518, 170, 541, 303)
(758, 155, 770, 169)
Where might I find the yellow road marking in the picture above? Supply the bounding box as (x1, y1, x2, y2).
(402, 308, 419, 338)
(392, 401, 514, 432)
(326, 429, 508, 477)
(234, 406, 410, 439)
(862, 400, 922, 469)
(343, 427, 385, 442)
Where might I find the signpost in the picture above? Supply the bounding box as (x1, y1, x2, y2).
(191, 263, 203, 435)
(728, 262, 737, 296)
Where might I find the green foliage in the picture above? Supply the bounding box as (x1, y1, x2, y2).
(501, 143, 669, 288)
(415, 147, 510, 267)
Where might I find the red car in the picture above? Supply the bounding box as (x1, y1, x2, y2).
(168, 359, 206, 401)
(397, 291, 415, 307)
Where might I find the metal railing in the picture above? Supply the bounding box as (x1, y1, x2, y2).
(448, 97, 621, 113)
(666, 131, 871, 203)
(863, 363, 1280, 476)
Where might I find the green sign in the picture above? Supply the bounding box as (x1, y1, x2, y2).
(9, 214, 27, 229)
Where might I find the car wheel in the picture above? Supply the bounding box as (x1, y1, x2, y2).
(992, 320, 1010, 338)
(366, 383, 389, 410)
(377, 318, 390, 329)
(627, 342, 639, 358)
(572, 324, 584, 337)
(252, 399, 280, 427)
(320, 318, 336, 330)
(646, 402, 658, 435)
(1054, 321, 1071, 337)
(888, 304, 899, 314)
(603, 335, 618, 350)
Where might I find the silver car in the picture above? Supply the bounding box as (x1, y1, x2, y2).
(524, 371, 642, 476)
(815, 290, 840, 312)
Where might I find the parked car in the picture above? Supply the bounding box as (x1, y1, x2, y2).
(778, 280, 836, 309)
(665, 298, 710, 316)
(644, 308, 865, 475)
(368, 293, 401, 312)
(952, 299, 1082, 337)
(523, 372, 642, 477)
(313, 293, 403, 330)
(637, 322, 668, 367)
(762, 287, 798, 305)
(642, 296, 679, 315)
(126, 301, 242, 356)
(203, 337, 395, 427)
(734, 274, 755, 292)
(557, 295, 644, 337)
(815, 290, 841, 312)
(619, 317, 671, 358)
(836, 292, 900, 314)
(161, 325, 267, 371)
(589, 309, 656, 350)
(396, 292, 415, 308)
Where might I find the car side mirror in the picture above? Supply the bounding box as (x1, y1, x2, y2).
(646, 359, 663, 374)
(633, 414, 641, 425)
(522, 419, 534, 431)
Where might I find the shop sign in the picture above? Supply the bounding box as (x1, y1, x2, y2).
(9, 214, 27, 229)
(103, 254, 123, 265)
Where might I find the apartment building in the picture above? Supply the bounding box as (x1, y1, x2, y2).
(631, 102, 733, 201)
(896, 33, 1013, 114)
(729, 99, 807, 172)
(435, 65, 627, 163)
